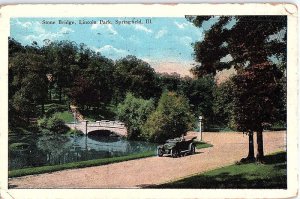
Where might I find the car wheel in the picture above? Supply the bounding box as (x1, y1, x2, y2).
(190, 144, 196, 155)
(157, 148, 163, 157)
(171, 149, 178, 158)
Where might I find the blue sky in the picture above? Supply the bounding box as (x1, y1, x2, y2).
(10, 17, 216, 76)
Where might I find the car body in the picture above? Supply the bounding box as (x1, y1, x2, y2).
(157, 136, 196, 158)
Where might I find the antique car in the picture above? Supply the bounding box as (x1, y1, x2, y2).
(157, 136, 196, 158)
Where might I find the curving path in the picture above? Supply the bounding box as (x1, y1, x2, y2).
(9, 131, 286, 188)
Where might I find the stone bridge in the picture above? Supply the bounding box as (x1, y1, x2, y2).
(66, 120, 127, 137)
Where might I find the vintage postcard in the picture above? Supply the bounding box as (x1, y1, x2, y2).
(0, 3, 298, 199)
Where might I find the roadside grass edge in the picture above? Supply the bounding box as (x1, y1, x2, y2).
(9, 151, 155, 178)
(194, 141, 213, 149)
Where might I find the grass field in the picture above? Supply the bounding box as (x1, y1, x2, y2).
(153, 151, 286, 189)
(53, 111, 74, 123)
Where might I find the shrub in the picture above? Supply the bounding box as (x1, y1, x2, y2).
(47, 115, 69, 134)
(9, 142, 30, 151)
(67, 129, 84, 136)
(37, 115, 69, 134)
(117, 93, 155, 140)
(37, 117, 48, 129)
(142, 91, 194, 143)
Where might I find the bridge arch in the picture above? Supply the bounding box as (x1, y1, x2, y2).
(87, 129, 122, 137)
(66, 120, 128, 137)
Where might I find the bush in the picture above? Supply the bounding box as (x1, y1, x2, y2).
(117, 93, 155, 140)
(67, 129, 84, 136)
(47, 115, 69, 134)
(37, 117, 48, 129)
(37, 115, 69, 134)
(9, 142, 30, 151)
(142, 91, 194, 143)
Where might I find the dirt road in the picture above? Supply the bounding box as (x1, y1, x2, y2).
(9, 131, 286, 188)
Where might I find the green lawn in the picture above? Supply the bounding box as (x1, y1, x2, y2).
(53, 111, 74, 123)
(194, 141, 213, 149)
(152, 151, 286, 189)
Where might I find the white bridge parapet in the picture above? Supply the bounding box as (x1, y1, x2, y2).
(66, 120, 127, 137)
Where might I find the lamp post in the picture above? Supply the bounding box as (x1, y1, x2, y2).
(73, 112, 76, 126)
(199, 116, 203, 141)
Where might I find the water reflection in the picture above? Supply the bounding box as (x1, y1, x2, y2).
(37, 134, 72, 165)
(9, 131, 156, 170)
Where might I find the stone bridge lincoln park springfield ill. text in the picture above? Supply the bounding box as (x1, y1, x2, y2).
(66, 120, 128, 137)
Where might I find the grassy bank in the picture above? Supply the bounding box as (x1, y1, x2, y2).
(9, 151, 155, 178)
(152, 151, 286, 189)
(195, 141, 213, 149)
(53, 111, 74, 123)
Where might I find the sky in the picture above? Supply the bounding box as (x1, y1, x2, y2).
(10, 17, 217, 76)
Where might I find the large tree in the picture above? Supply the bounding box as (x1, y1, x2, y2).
(113, 55, 160, 101)
(232, 62, 283, 161)
(188, 16, 287, 161)
(43, 41, 78, 103)
(9, 52, 48, 124)
(182, 76, 215, 128)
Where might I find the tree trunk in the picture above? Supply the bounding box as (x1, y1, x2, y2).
(59, 86, 62, 103)
(41, 103, 45, 115)
(247, 131, 255, 160)
(48, 88, 52, 101)
(256, 130, 264, 162)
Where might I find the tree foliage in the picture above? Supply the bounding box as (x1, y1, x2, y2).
(117, 93, 155, 140)
(114, 56, 160, 101)
(232, 62, 284, 160)
(142, 91, 194, 143)
(232, 62, 283, 133)
(187, 16, 287, 76)
(182, 76, 215, 128)
(213, 78, 235, 129)
(37, 115, 70, 135)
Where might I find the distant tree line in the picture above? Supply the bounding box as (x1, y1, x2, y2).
(9, 38, 215, 132)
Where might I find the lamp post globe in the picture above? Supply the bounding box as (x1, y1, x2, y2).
(198, 116, 203, 141)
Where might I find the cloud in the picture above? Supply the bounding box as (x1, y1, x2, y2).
(179, 36, 193, 46)
(91, 24, 118, 35)
(58, 27, 74, 34)
(128, 35, 141, 44)
(140, 57, 152, 63)
(23, 25, 74, 44)
(134, 24, 152, 33)
(93, 45, 128, 59)
(15, 19, 33, 28)
(91, 23, 100, 30)
(155, 29, 168, 39)
(174, 21, 190, 29)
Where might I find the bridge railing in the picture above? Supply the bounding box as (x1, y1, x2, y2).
(87, 120, 126, 129)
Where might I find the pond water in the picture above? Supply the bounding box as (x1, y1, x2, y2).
(9, 131, 157, 170)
